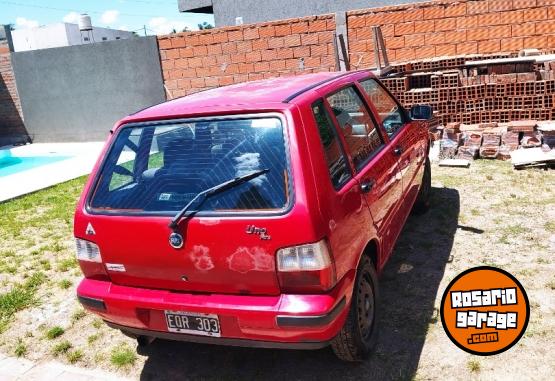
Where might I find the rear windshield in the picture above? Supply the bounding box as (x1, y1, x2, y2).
(88, 117, 291, 214)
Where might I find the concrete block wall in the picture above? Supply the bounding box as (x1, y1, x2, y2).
(159, 0, 555, 97)
(0, 43, 27, 147)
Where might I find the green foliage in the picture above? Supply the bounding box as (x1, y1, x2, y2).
(0, 272, 45, 332)
(110, 344, 137, 368)
(52, 340, 72, 356)
(45, 326, 65, 340)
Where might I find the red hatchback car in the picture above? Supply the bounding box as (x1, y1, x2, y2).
(75, 70, 432, 361)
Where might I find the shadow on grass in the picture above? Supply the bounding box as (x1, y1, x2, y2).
(138, 187, 459, 381)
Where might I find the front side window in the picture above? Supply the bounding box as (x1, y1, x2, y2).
(359, 78, 405, 137)
(326, 86, 384, 170)
(89, 117, 290, 213)
(312, 100, 351, 189)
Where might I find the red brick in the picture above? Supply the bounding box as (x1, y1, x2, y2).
(238, 62, 254, 74)
(308, 19, 327, 32)
(158, 38, 171, 49)
(348, 15, 366, 28)
(404, 9, 423, 22)
(414, 45, 436, 59)
(269, 60, 286, 71)
(445, 3, 467, 17)
(252, 39, 269, 50)
(414, 20, 435, 33)
(285, 58, 299, 69)
(501, 37, 524, 51)
(435, 44, 456, 56)
(478, 39, 501, 53)
(424, 32, 445, 45)
(423, 6, 445, 20)
(219, 76, 234, 86)
(489, 25, 511, 39)
(236, 40, 253, 53)
(230, 53, 246, 63)
(275, 24, 292, 36)
(161, 60, 174, 70)
(457, 41, 478, 54)
(190, 77, 205, 88)
(548, 34, 555, 47)
(260, 49, 278, 60)
(445, 30, 467, 43)
(525, 35, 548, 48)
(171, 37, 186, 48)
(513, 0, 537, 8)
(243, 28, 259, 40)
(318, 32, 334, 44)
(268, 37, 285, 48)
(245, 50, 262, 62)
(205, 77, 219, 88)
(457, 15, 478, 29)
(176, 79, 191, 89)
(512, 23, 535, 36)
(221, 42, 237, 54)
(228, 30, 243, 41)
(284, 34, 301, 47)
(207, 44, 222, 55)
(549, 6, 555, 19)
(523, 8, 548, 21)
(310, 45, 328, 57)
(467, 27, 492, 41)
(174, 58, 188, 69)
(201, 56, 216, 66)
(488, 0, 513, 11)
(212, 31, 228, 43)
(356, 28, 373, 40)
(293, 45, 310, 58)
(198, 33, 214, 45)
(387, 36, 405, 49)
(181, 68, 197, 78)
(435, 18, 456, 32)
(301, 33, 319, 45)
(394, 22, 414, 36)
(254, 61, 270, 72)
(535, 20, 555, 34)
(395, 47, 415, 61)
(188, 56, 203, 68)
(467, 1, 488, 15)
(277, 48, 294, 59)
(404, 33, 425, 47)
(192, 45, 208, 56)
(303, 56, 321, 68)
(259, 26, 275, 38)
(166, 49, 180, 59)
(291, 21, 309, 34)
(195, 66, 210, 77)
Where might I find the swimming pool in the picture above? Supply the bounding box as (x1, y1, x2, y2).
(0, 154, 72, 177)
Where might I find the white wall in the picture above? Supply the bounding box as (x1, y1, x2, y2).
(12, 23, 135, 52)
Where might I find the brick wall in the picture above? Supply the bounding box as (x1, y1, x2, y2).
(347, 0, 555, 67)
(158, 14, 336, 98)
(159, 0, 555, 97)
(0, 43, 27, 146)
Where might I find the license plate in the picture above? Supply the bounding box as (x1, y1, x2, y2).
(164, 310, 221, 337)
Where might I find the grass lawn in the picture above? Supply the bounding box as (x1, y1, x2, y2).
(0, 160, 553, 379)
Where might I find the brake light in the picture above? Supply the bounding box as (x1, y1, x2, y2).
(276, 240, 336, 293)
(75, 238, 109, 281)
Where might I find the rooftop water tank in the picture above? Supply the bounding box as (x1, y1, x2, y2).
(78, 14, 93, 31)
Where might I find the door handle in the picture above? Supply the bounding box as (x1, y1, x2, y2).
(393, 146, 403, 156)
(360, 179, 375, 193)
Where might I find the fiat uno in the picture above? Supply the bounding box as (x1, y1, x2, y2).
(75, 71, 432, 361)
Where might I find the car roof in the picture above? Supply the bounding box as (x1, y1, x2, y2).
(122, 70, 374, 125)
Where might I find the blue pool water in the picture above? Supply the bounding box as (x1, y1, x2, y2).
(0, 155, 72, 177)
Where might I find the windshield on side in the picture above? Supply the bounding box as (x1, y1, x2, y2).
(88, 116, 290, 214)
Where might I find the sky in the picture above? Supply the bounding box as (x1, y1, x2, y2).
(0, 0, 214, 35)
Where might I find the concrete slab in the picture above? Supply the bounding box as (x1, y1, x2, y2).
(0, 142, 104, 202)
(0, 357, 35, 377)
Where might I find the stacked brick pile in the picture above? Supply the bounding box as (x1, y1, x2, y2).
(437, 120, 553, 160)
(381, 52, 555, 126)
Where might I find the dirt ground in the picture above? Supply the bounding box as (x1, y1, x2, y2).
(0, 160, 554, 380)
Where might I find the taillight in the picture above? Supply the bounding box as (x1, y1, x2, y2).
(276, 240, 336, 293)
(75, 238, 109, 281)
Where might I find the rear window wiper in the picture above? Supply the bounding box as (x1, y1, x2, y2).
(168, 168, 269, 230)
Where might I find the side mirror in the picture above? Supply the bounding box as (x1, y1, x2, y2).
(410, 105, 433, 120)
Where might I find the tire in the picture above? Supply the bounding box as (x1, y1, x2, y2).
(331, 256, 379, 362)
(412, 157, 431, 215)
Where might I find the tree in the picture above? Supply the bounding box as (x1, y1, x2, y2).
(198, 22, 214, 30)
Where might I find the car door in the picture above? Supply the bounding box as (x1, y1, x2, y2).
(324, 85, 403, 266)
(358, 77, 427, 221)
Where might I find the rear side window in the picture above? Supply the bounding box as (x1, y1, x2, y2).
(312, 101, 351, 189)
(89, 117, 291, 214)
(359, 78, 405, 137)
(326, 86, 384, 170)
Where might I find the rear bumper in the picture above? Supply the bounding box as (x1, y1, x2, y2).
(76, 270, 354, 347)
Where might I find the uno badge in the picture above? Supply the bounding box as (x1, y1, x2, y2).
(440, 267, 530, 356)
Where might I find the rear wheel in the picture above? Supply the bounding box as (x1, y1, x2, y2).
(412, 157, 431, 214)
(331, 256, 378, 362)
